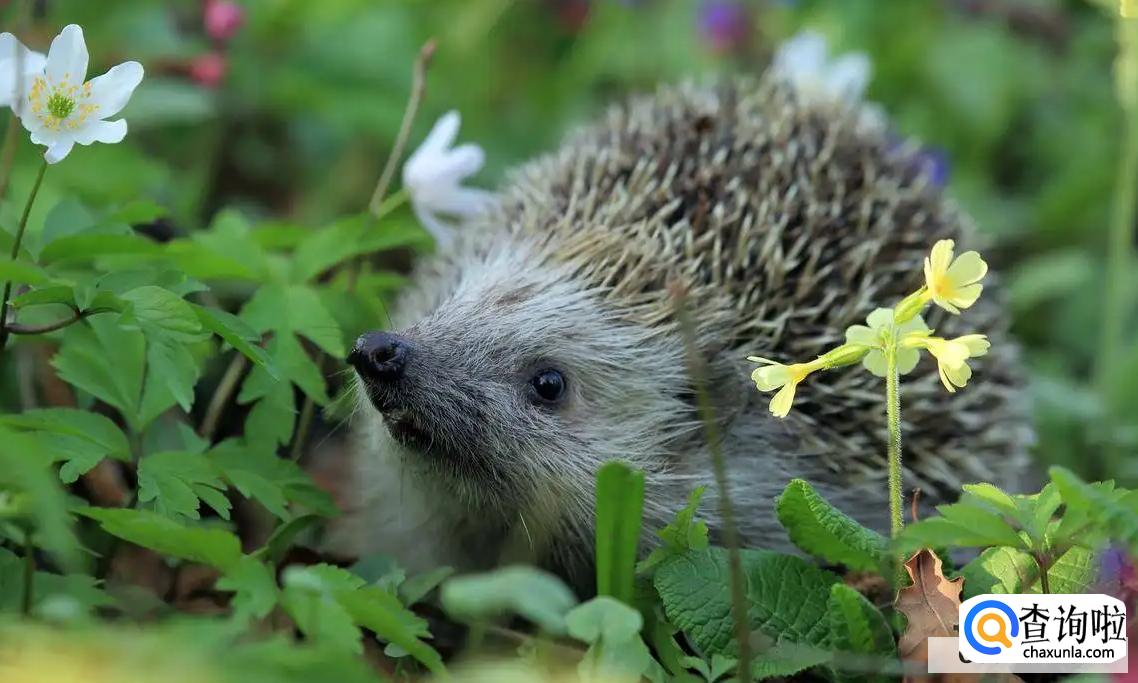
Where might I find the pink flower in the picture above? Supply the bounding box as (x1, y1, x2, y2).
(204, 0, 244, 42)
(190, 52, 227, 88)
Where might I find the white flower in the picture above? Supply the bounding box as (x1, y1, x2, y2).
(402, 110, 495, 246)
(773, 30, 870, 104)
(16, 25, 143, 164)
(0, 33, 46, 109)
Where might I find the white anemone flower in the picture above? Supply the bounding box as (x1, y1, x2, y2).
(402, 110, 495, 246)
(16, 25, 143, 164)
(773, 30, 870, 104)
(0, 33, 46, 110)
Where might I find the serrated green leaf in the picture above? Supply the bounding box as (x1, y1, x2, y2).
(192, 304, 275, 375)
(244, 389, 297, 448)
(654, 548, 838, 657)
(962, 545, 1098, 597)
(77, 507, 242, 571)
(216, 555, 279, 624)
(0, 548, 115, 616)
(776, 479, 888, 572)
(241, 285, 345, 358)
(52, 317, 144, 428)
(639, 486, 709, 572)
(1050, 467, 1138, 552)
(441, 565, 579, 634)
(12, 285, 76, 309)
(0, 408, 131, 481)
(139, 339, 200, 423)
(341, 584, 443, 673)
(290, 213, 424, 283)
(137, 451, 231, 521)
(595, 461, 644, 605)
(280, 565, 363, 654)
(211, 440, 335, 520)
(399, 566, 455, 606)
(119, 286, 204, 342)
(750, 641, 832, 680)
(826, 584, 895, 682)
(0, 428, 81, 570)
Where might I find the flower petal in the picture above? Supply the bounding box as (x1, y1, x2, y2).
(945, 250, 987, 285)
(43, 137, 74, 164)
(956, 334, 990, 358)
(826, 53, 871, 103)
(71, 118, 127, 145)
(46, 24, 88, 87)
(929, 239, 954, 275)
(84, 61, 143, 119)
(0, 34, 46, 109)
(861, 349, 888, 378)
(411, 203, 454, 248)
(416, 186, 495, 219)
(844, 324, 877, 347)
(865, 307, 894, 330)
(930, 293, 961, 315)
(774, 31, 827, 83)
(896, 347, 921, 375)
(769, 382, 797, 418)
(438, 143, 485, 180)
(752, 364, 790, 391)
(418, 110, 460, 156)
(946, 283, 983, 310)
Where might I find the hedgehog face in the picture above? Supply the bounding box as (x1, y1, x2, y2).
(348, 240, 695, 517)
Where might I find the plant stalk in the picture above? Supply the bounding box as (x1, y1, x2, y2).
(0, 159, 48, 352)
(1098, 14, 1138, 475)
(21, 528, 34, 615)
(0, 114, 21, 202)
(886, 342, 904, 537)
(672, 286, 752, 683)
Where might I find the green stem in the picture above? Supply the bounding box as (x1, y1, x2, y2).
(886, 343, 904, 537)
(0, 158, 48, 352)
(0, 114, 21, 202)
(21, 528, 34, 615)
(1038, 561, 1051, 594)
(1099, 15, 1138, 475)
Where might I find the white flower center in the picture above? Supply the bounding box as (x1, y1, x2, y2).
(28, 75, 98, 131)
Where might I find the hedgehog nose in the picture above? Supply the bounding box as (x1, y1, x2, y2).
(348, 331, 410, 383)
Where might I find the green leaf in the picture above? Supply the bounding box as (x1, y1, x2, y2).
(1050, 467, 1138, 552)
(654, 548, 838, 657)
(566, 596, 655, 683)
(119, 286, 204, 342)
(0, 428, 81, 570)
(341, 584, 444, 674)
(0, 257, 49, 285)
(962, 545, 1098, 597)
(77, 507, 242, 571)
(137, 451, 231, 521)
(211, 440, 336, 519)
(280, 565, 363, 654)
(638, 486, 709, 572)
(244, 389, 297, 448)
(290, 213, 424, 283)
(216, 555, 279, 623)
(53, 317, 144, 428)
(139, 338, 200, 421)
(595, 461, 645, 604)
(241, 284, 345, 357)
(399, 566, 455, 606)
(440, 565, 579, 634)
(192, 304, 275, 375)
(776, 479, 889, 572)
(0, 408, 131, 483)
(900, 502, 1028, 551)
(12, 285, 76, 309)
(39, 233, 161, 263)
(750, 642, 833, 681)
(0, 548, 116, 616)
(826, 584, 895, 681)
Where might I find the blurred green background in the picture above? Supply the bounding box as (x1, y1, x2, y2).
(2, 0, 1135, 482)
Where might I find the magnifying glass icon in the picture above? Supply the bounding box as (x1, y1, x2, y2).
(976, 613, 1013, 649)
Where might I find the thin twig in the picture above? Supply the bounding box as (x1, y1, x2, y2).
(670, 284, 752, 683)
(199, 352, 249, 441)
(910, 488, 922, 524)
(6, 307, 115, 335)
(0, 159, 48, 351)
(367, 39, 436, 217)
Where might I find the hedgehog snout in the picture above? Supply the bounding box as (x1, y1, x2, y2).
(349, 331, 414, 411)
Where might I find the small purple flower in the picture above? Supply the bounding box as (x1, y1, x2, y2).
(699, 0, 750, 54)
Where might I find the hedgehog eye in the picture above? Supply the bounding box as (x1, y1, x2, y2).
(529, 369, 566, 405)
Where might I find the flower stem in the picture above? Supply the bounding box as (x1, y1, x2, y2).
(368, 40, 435, 217)
(886, 342, 904, 537)
(0, 114, 21, 202)
(0, 159, 48, 352)
(1036, 555, 1052, 594)
(1099, 14, 1138, 475)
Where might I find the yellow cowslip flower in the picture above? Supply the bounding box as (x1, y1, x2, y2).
(747, 356, 823, 418)
(902, 332, 990, 393)
(844, 307, 928, 378)
(923, 239, 987, 314)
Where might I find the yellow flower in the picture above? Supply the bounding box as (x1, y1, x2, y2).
(902, 333, 989, 393)
(923, 239, 987, 314)
(747, 356, 820, 418)
(844, 307, 928, 378)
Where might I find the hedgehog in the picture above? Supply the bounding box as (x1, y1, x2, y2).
(327, 74, 1032, 593)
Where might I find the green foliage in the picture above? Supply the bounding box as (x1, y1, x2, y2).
(595, 460, 645, 605)
(440, 565, 579, 634)
(776, 479, 890, 573)
(638, 486, 709, 572)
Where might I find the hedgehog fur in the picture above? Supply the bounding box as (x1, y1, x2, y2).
(330, 76, 1033, 592)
